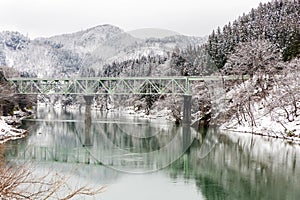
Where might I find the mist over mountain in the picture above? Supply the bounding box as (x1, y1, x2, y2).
(127, 28, 179, 39)
(0, 24, 206, 78)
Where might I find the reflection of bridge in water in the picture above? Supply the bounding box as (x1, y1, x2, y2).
(7, 119, 205, 173)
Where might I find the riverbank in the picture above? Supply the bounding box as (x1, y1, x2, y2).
(220, 111, 300, 143)
(220, 64, 300, 143)
(0, 111, 31, 144)
(220, 102, 300, 141)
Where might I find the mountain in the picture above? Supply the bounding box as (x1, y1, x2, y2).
(0, 30, 83, 77)
(0, 24, 206, 78)
(41, 24, 124, 56)
(127, 28, 179, 39)
(84, 33, 206, 75)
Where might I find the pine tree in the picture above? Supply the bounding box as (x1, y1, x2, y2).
(206, 0, 300, 69)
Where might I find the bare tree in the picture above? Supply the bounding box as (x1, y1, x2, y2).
(220, 39, 286, 127)
(265, 59, 300, 123)
(0, 145, 105, 199)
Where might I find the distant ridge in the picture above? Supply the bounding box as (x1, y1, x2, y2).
(0, 24, 206, 77)
(127, 28, 180, 39)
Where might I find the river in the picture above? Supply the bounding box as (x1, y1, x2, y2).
(5, 106, 300, 200)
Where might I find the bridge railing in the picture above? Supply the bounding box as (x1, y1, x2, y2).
(7, 75, 249, 95)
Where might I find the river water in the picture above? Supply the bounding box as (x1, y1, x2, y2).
(5, 107, 300, 200)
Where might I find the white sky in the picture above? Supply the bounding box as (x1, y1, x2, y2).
(0, 0, 271, 39)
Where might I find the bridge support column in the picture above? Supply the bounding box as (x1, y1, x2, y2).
(183, 95, 192, 126)
(83, 95, 93, 147)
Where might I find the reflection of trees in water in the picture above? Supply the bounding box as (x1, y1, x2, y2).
(167, 128, 300, 200)
(96, 122, 180, 153)
(195, 175, 227, 200)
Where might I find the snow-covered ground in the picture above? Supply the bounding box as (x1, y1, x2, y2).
(221, 110, 300, 143)
(0, 112, 29, 143)
(220, 61, 300, 143)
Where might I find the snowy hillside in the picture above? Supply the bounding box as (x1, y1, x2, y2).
(42, 24, 124, 56)
(206, 0, 300, 69)
(0, 31, 83, 77)
(220, 58, 300, 141)
(0, 24, 206, 78)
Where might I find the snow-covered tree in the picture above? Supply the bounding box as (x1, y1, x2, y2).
(206, 0, 300, 68)
(223, 39, 283, 75)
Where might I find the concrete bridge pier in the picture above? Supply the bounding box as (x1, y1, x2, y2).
(83, 95, 94, 146)
(182, 95, 192, 126)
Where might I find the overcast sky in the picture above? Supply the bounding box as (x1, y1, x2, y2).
(0, 0, 271, 39)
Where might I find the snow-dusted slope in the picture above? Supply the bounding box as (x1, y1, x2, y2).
(0, 24, 206, 78)
(127, 28, 179, 39)
(0, 31, 83, 77)
(84, 32, 207, 73)
(221, 58, 300, 141)
(42, 24, 124, 56)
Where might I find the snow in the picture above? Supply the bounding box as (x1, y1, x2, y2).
(0, 115, 28, 143)
(221, 114, 300, 143)
(0, 25, 206, 78)
(220, 59, 300, 143)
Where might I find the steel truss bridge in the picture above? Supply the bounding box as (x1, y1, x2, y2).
(7, 76, 248, 95)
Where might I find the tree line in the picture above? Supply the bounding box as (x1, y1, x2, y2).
(206, 0, 300, 69)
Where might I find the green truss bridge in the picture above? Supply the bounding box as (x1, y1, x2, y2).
(7, 75, 248, 125)
(7, 76, 248, 95)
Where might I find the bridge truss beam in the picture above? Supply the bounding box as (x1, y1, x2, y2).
(8, 76, 248, 95)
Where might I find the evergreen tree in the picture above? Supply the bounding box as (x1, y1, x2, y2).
(206, 0, 300, 69)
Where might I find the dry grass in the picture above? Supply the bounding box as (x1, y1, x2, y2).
(0, 144, 106, 199)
